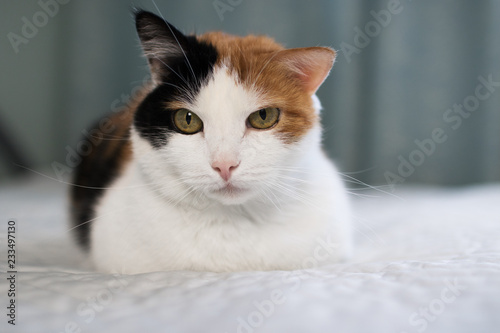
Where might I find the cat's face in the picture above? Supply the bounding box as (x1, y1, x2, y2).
(132, 11, 335, 205)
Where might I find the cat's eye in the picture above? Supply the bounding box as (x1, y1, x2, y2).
(173, 109, 203, 134)
(247, 107, 280, 129)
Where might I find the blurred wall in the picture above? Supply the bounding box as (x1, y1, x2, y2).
(0, 0, 499, 188)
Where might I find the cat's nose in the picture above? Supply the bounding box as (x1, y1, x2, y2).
(212, 160, 240, 182)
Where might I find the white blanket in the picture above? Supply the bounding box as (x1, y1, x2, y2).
(1, 177, 499, 333)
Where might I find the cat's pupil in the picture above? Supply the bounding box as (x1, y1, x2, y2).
(259, 109, 267, 120)
(186, 112, 192, 125)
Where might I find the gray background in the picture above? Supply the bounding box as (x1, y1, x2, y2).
(1, 0, 499, 187)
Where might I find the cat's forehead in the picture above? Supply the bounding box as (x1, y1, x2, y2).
(190, 65, 262, 123)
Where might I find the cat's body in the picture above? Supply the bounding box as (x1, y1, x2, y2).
(71, 11, 351, 274)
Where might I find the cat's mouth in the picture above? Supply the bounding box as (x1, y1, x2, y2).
(209, 183, 252, 205)
(214, 184, 247, 196)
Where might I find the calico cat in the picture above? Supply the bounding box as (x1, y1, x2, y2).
(71, 10, 351, 274)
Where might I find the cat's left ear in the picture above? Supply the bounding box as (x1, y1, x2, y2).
(277, 47, 336, 95)
(135, 10, 190, 84)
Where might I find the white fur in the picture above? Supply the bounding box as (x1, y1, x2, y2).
(91, 67, 351, 274)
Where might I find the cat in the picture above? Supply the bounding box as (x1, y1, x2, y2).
(70, 10, 351, 274)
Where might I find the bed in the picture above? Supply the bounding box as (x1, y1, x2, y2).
(1, 177, 499, 332)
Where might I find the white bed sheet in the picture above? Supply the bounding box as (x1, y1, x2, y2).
(0, 177, 499, 333)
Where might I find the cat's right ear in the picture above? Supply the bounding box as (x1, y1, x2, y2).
(135, 10, 189, 84)
(275, 47, 336, 96)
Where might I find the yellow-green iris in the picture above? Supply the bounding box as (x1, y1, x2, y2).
(173, 109, 203, 134)
(247, 107, 280, 129)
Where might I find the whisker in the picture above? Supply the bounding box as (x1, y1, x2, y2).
(262, 179, 326, 213)
(340, 173, 404, 200)
(65, 210, 114, 234)
(259, 186, 282, 212)
(67, 177, 195, 234)
(162, 81, 191, 96)
(274, 174, 314, 185)
(350, 224, 380, 246)
(345, 191, 379, 199)
(352, 214, 387, 245)
(342, 166, 378, 175)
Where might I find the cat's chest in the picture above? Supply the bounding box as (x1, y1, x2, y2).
(93, 192, 311, 273)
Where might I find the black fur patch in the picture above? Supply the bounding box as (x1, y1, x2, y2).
(71, 112, 131, 250)
(134, 11, 218, 148)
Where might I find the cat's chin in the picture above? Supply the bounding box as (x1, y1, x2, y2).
(206, 184, 254, 205)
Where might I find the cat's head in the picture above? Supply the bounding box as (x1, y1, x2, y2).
(132, 10, 336, 206)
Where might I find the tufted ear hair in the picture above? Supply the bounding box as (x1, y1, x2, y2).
(135, 10, 190, 84)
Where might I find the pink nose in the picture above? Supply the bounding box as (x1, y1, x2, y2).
(212, 160, 240, 182)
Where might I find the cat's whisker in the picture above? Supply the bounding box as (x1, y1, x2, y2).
(339, 173, 404, 201)
(120, 180, 188, 212)
(162, 81, 192, 96)
(67, 184, 175, 235)
(274, 174, 314, 185)
(345, 191, 379, 199)
(351, 214, 387, 245)
(258, 186, 282, 212)
(344, 188, 383, 199)
(164, 183, 198, 208)
(262, 179, 328, 213)
(10, 163, 156, 191)
(349, 224, 380, 246)
(342, 166, 379, 175)
(65, 210, 114, 234)
(18, 163, 189, 190)
(96, 136, 130, 141)
(341, 178, 387, 190)
(272, 166, 332, 176)
(345, 187, 380, 191)
(273, 178, 316, 197)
